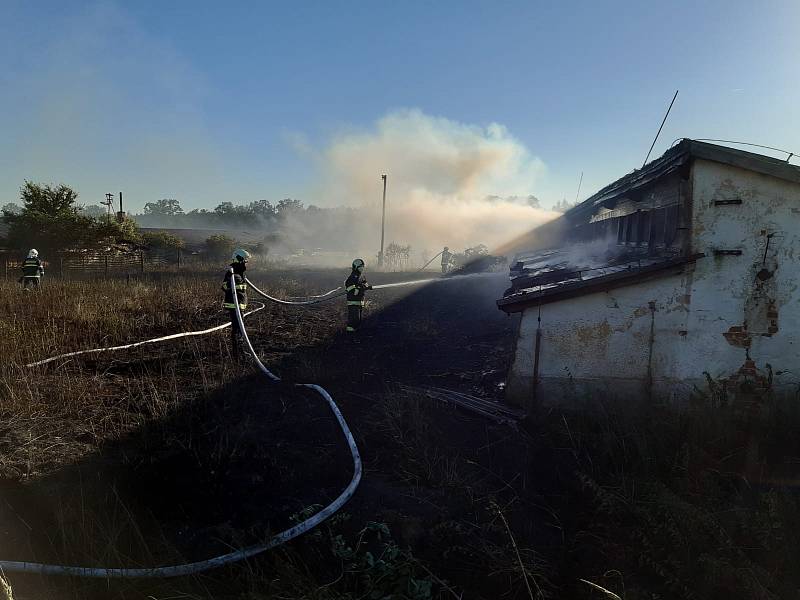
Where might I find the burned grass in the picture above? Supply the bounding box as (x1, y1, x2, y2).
(0, 271, 799, 599)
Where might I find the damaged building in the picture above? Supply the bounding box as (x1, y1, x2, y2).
(498, 139, 800, 407)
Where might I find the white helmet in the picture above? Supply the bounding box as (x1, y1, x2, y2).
(28, 249, 38, 258)
(232, 248, 250, 263)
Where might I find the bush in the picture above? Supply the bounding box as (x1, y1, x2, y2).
(141, 230, 186, 250)
(205, 234, 236, 260)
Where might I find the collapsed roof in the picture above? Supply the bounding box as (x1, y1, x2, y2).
(497, 139, 800, 313)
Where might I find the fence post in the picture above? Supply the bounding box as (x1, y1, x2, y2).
(105, 254, 109, 277)
(60, 256, 64, 278)
(140, 251, 145, 274)
(177, 248, 182, 269)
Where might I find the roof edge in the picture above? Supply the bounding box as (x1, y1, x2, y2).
(497, 253, 704, 313)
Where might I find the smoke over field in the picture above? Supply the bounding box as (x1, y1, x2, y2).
(309, 110, 559, 254)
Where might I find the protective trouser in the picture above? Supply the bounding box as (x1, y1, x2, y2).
(22, 276, 40, 289)
(347, 304, 363, 332)
(227, 308, 243, 355)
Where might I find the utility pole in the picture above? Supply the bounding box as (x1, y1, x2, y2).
(378, 174, 387, 268)
(117, 191, 125, 222)
(103, 193, 114, 223)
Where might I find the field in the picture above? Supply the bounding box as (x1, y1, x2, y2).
(1, 268, 799, 599)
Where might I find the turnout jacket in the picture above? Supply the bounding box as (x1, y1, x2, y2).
(22, 257, 44, 278)
(222, 263, 247, 310)
(345, 271, 371, 306)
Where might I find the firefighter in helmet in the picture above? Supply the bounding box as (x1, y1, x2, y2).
(441, 246, 453, 274)
(222, 248, 250, 355)
(345, 258, 372, 332)
(20, 249, 44, 290)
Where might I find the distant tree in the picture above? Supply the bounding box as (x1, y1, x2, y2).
(20, 181, 78, 216)
(248, 199, 276, 219)
(4, 181, 147, 252)
(80, 204, 107, 219)
(142, 230, 185, 250)
(205, 234, 237, 260)
(1, 202, 21, 216)
(214, 201, 235, 216)
(526, 195, 541, 208)
(276, 198, 304, 216)
(4, 182, 94, 252)
(143, 198, 184, 216)
(552, 198, 576, 213)
(94, 217, 142, 246)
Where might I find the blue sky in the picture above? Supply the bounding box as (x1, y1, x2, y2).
(1, 0, 799, 212)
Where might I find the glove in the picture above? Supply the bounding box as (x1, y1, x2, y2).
(366, 284, 373, 290)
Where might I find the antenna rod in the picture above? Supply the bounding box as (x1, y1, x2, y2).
(643, 89, 679, 168)
(574, 171, 583, 205)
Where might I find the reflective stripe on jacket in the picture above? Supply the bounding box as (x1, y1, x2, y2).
(222, 272, 248, 309)
(22, 258, 43, 278)
(345, 271, 368, 307)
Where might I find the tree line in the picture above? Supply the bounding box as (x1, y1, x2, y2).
(1, 182, 359, 258)
(134, 197, 314, 229)
(1, 182, 185, 255)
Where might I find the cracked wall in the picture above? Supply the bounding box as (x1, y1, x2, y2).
(507, 159, 800, 407)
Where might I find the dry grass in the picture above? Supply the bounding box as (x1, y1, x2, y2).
(3, 273, 797, 600)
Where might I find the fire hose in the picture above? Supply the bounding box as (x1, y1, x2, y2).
(244, 275, 446, 306)
(5, 270, 362, 578)
(8, 270, 489, 577)
(254, 252, 445, 306)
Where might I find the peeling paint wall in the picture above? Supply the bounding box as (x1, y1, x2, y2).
(507, 159, 800, 408)
(688, 159, 800, 401)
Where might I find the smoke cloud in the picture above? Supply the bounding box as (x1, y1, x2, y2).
(312, 110, 559, 256)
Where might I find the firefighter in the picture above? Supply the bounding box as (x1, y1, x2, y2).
(441, 246, 453, 274)
(345, 258, 372, 333)
(20, 249, 44, 290)
(222, 248, 250, 355)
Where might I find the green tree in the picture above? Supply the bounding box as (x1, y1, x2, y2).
(18, 181, 77, 216)
(94, 217, 142, 246)
(248, 199, 276, 219)
(4, 182, 96, 252)
(80, 204, 107, 219)
(1, 203, 21, 216)
(276, 198, 304, 216)
(142, 230, 186, 250)
(4, 182, 146, 253)
(205, 234, 236, 260)
(213, 201, 235, 216)
(143, 198, 184, 216)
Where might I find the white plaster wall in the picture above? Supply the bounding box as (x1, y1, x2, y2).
(507, 159, 800, 407)
(687, 160, 800, 388)
(510, 272, 695, 407)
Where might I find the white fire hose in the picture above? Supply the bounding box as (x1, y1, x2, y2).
(4, 271, 362, 578)
(244, 275, 448, 307)
(7, 269, 488, 577)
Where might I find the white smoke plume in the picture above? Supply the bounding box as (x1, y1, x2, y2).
(311, 110, 559, 256)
